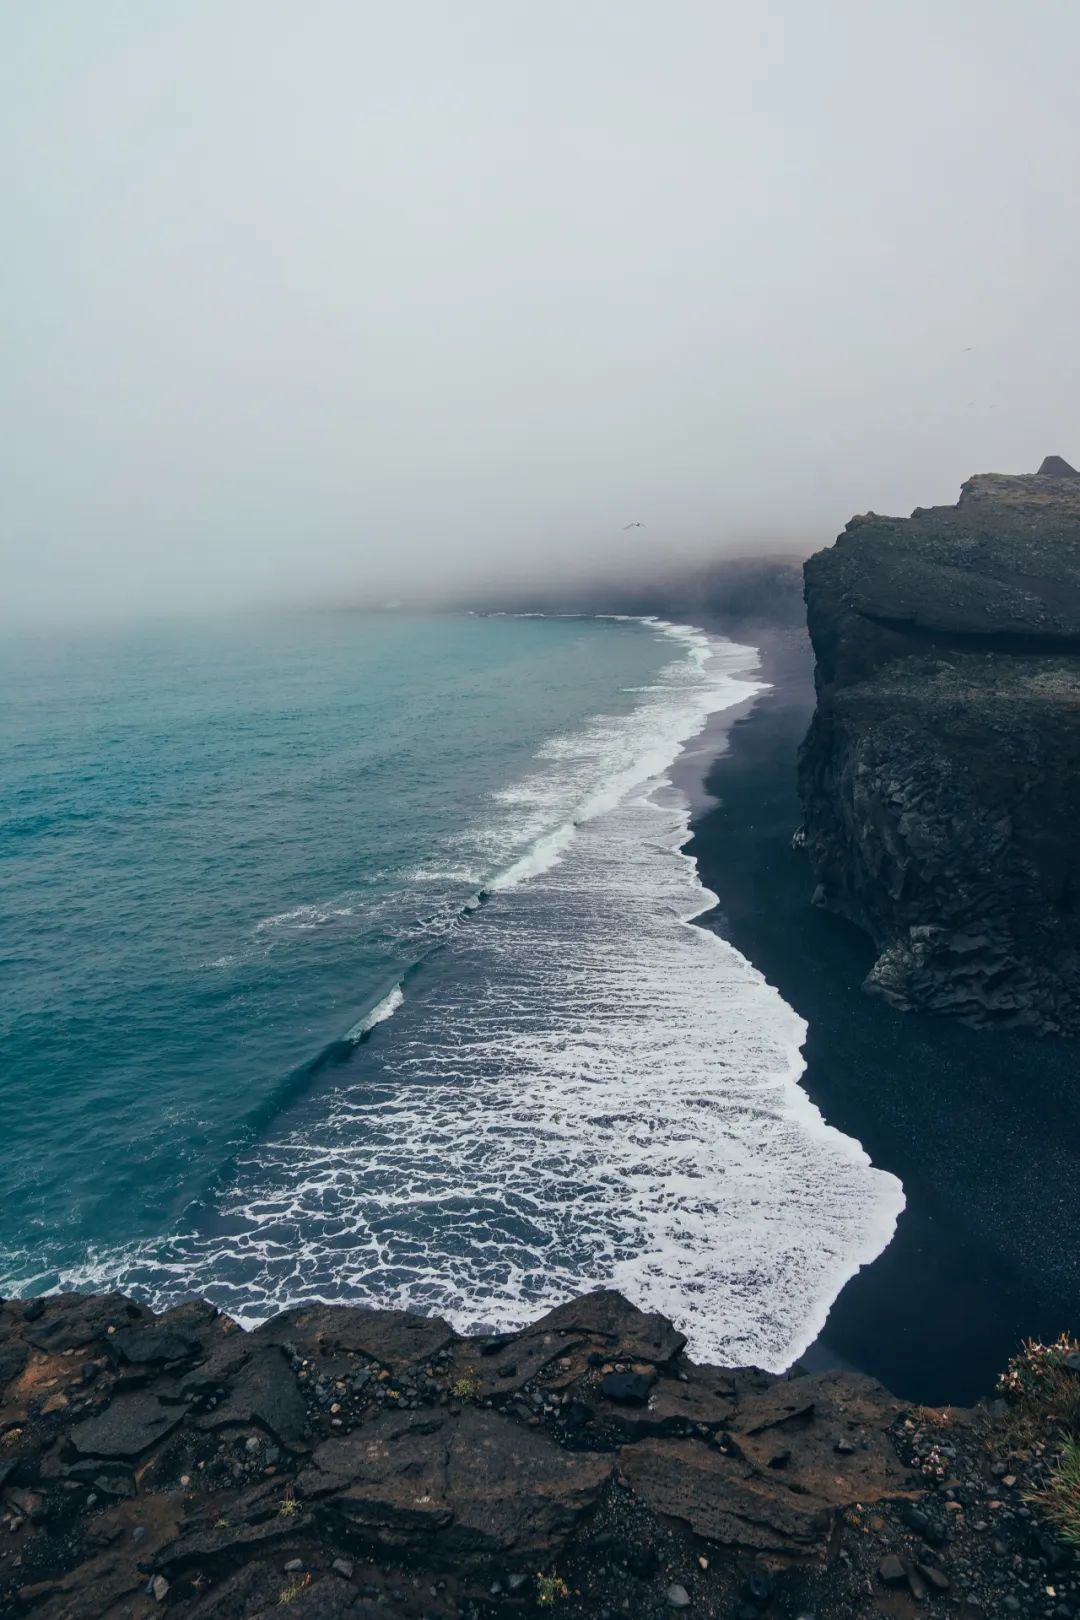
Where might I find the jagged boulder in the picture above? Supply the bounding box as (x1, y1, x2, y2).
(192, 1344, 313, 1451)
(527, 1288, 687, 1363)
(298, 1406, 612, 1565)
(256, 1302, 454, 1366)
(69, 1392, 184, 1457)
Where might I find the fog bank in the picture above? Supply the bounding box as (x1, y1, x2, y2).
(3, 1, 1078, 624)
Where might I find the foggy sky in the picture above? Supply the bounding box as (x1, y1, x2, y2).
(3, 1, 1079, 624)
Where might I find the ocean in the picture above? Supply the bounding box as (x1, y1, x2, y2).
(0, 610, 902, 1369)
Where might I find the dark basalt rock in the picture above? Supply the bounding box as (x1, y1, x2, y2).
(732, 1380, 817, 1433)
(620, 1438, 832, 1553)
(299, 1406, 612, 1564)
(256, 1302, 454, 1366)
(619, 1369, 907, 1558)
(62, 1459, 137, 1497)
(798, 462, 1080, 1034)
(599, 1369, 656, 1404)
(69, 1392, 184, 1457)
(155, 1502, 315, 1578)
(530, 1287, 688, 1363)
(192, 1344, 312, 1451)
(877, 1554, 907, 1586)
(110, 1324, 202, 1365)
(0, 1342, 28, 1392)
(605, 1367, 738, 1436)
(464, 1323, 589, 1399)
(176, 1332, 252, 1396)
(189, 1568, 381, 1620)
(23, 1291, 148, 1352)
(1, 1286, 1067, 1619)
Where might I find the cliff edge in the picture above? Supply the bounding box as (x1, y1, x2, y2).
(798, 461, 1080, 1033)
(1, 1288, 1077, 1618)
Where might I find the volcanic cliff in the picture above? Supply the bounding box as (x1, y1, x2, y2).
(797, 458, 1080, 1034)
(2, 1289, 1078, 1620)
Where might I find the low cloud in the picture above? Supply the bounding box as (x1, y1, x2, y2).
(3, 1, 1077, 623)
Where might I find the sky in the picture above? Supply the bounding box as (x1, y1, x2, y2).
(2, 0, 1079, 623)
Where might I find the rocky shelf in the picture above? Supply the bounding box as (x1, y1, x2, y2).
(798, 457, 1080, 1034)
(1, 1289, 1077, 1619)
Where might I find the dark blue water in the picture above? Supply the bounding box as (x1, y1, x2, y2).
(0, 610, 902, 1368)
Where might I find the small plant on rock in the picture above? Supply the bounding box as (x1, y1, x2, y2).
(536, 1573, 570, 1606)
(277, 1486, 299, 1519)
(912, 1441, 948, 1482)
(998, 1334, 1080, 1417)
(450, 1374, 481, 1402)
(277, 1574, 311, 1605)
(995, 1334, 1080, 1449)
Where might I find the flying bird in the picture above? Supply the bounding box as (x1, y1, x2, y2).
(623, 521, 646, 530)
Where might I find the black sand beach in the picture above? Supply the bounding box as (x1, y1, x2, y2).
(680, 624, 1080, 1406)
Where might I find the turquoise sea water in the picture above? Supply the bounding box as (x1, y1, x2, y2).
(0, 611, 902, 1367)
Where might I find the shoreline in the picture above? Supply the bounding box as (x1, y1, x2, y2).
(11, 607, 1075, 1406)
(675, 621, 1080, 1406)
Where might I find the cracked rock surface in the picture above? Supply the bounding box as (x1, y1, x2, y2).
(1, 1288, 1076, 1618)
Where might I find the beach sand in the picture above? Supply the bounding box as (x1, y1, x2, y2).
(674, 622, 1080, 1404)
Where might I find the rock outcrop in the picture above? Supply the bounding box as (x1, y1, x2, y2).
(0, 1289, 1076, 1618)
(798, 463, 1080, 1033)
(1037, 454, 1079, 478)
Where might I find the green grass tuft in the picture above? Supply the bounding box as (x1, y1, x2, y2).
(536, 1573, 570, 1606)
(1029, 1434, 1080, 1549)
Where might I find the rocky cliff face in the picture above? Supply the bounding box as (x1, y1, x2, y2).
(0, 1288, 905, 1620)
(2, 1288, 1076, 1619)
(798, 462, 1080, 1034)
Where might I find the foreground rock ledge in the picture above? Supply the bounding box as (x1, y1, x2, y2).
(798, 460, 1080, 1034)
(0, 1289, 1075, 1619)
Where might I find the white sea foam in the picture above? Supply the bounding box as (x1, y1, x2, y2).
(253, 901, 358, 934)
(344, 984, 404, 1042)
(404, 867, 484, 885)
(422, 618, 761, 898)
(56, 623, 904, 1369)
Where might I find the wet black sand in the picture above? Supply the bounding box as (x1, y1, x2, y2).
(680, 624, 1080, 1405)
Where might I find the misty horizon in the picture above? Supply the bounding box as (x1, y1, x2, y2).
(3, 1, 1078, 626)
